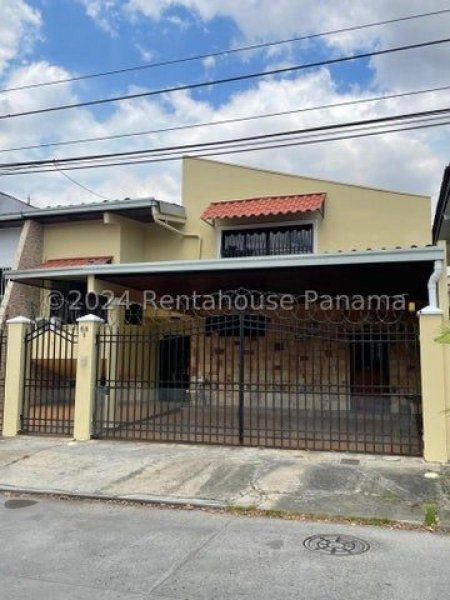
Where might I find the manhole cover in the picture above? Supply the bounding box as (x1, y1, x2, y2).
(304, 534, 370, 556)
(4, 499, 37, 509)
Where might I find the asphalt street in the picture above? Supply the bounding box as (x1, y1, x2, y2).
(0, 495, 449, 599)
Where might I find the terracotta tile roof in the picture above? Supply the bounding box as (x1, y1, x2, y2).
(40, 256, 113, 269)
(201, 193, 325, 222)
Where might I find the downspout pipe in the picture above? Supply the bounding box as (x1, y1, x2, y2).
(151, 207, 202, 259)
(426, 259, 444, 309)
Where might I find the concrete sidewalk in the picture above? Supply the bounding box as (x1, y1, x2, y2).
(0, 436, 449, 527)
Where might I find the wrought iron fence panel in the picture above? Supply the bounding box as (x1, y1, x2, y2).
(94, 314, 422, 456)
(21, 321, 78, 435)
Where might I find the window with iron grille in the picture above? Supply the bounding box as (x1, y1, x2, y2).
(49, 284, 108, 324)
(125, 303, 143, 325)
(221, 224, 313, 258)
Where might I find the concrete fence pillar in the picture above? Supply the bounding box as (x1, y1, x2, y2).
(418, 307, 448, 462)
(73, 314, 104, 441)
(2, 316, 32, 437)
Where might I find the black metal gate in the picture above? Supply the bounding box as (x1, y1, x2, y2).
(21, 322, 78, 435)
(94, 313, 422, 456)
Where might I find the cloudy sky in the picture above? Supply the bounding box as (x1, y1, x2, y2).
(0, 0, 449, 208)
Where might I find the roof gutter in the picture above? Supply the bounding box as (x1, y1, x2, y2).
(426, 259, 444, 309)
(6, 246, 444, 282)
(151, 207, 202, 258)
(0, 197, 186, 224)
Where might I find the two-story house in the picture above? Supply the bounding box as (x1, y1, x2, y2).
(3, 157, 449, 461)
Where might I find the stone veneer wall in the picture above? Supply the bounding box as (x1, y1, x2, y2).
(0, 220, 43, 429)
(0, 220, 44, 325)
(190, 323, 351, 411)
(190, 321, 418, 413)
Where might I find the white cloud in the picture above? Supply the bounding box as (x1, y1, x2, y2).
(1, 1, 448, 209)
(202, 55, 216, 70)
(77, 0, 120, 35)
(134, 43, 156, 62)
(0, 60, 447, 210)
(123, 0, 450, 90)
(80, 0, 450, 93)
(0, 0, 41, 74)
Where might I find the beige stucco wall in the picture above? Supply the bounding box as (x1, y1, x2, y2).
(43, 216, 194, 264)
(40, 158, 431, 265)
(43, 221, 122, 263)
(181, 158, 432, 259)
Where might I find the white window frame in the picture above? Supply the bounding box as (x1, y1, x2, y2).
(215, 217, 319, 258)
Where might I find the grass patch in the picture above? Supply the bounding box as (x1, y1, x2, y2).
(424, 504, 439, 527)
(225, 504, 399, 528)
(225, 504, 450, 534)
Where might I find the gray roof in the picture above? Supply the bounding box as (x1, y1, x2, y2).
(7, 246, 443, 283)
(0, 196, 185, 228)
(0, 191, 35, 215)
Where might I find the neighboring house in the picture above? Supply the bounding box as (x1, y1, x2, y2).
(0, 192, 36, 309)
(432, 163, 450, 273)
(3, 158, 449, 462)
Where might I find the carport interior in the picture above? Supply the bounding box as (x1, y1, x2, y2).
(87, 260, 429, 456)
(12, 259, 432, 455)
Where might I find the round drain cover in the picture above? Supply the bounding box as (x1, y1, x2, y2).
(4, 499, 37, 509)
(304, 534, 370, 556)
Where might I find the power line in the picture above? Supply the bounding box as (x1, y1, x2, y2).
(52, 163, 113, 200)
(2, 118, 448, 176)
(1, 8, 448, 95)
(1, 37, 449, 121)
(3, 107, 449, 168)
(1, 107, 449, 173)
(2, 83, 449, 155)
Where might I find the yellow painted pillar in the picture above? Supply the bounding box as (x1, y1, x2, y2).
(2, 316, 32, 437)
(418, 307, 448, 462)
(73, 314, 104, 441)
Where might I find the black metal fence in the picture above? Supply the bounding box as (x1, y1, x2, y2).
(0, 330, 7, 433)
(21, 322, 78, 435)
(94, 313, 422, 456)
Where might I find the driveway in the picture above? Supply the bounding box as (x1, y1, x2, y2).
(0, 436, 449, 526)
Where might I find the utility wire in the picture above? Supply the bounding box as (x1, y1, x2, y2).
(1, 8, 448, 95)
(41, 114, 449, 167)
(2, 118, 448, 175)
(2, 107, 449, 172)
(1, 37, 449, 121)
(52, 163, 113, 200)
(1, 83, 449, 154)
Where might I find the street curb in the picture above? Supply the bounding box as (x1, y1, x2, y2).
(1, 485, 449, 534)
(0, 485, 227, 510)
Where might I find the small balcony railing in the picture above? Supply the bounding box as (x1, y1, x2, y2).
(221, 225, 313, 258)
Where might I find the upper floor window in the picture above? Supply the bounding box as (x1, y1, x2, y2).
(221, 224, 313, 258)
